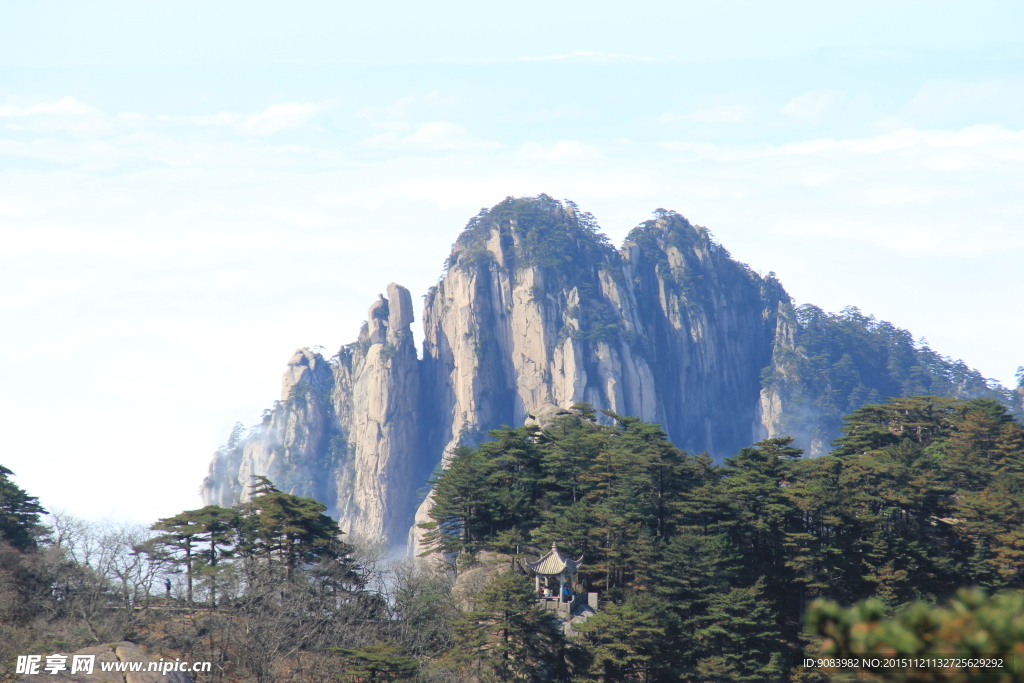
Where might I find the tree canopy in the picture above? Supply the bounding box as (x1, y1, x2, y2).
(423, 396, 1024, 681)
(0, 464, 46, 550)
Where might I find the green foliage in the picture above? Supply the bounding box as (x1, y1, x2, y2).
(154, 477, 357, 594)
(573, 593, 667, 682)
(334, 641, 418, 682)
(252, 490, 335, 565)
(151, 507, 207, 603)
(764, 305, 1016, 451)
(807, 588, 1024, 682)
(446, 570, 565, 682)
(692, 581, 787, 683)
(379, 344, 398, 362)
(2, 475, 397, 683)
(447, 195, 614, 275)
(420, 427, 547, 559)
(0, 464, 46, 550)
(423, 394, 1024, 681)
(243, 483, 355, 581)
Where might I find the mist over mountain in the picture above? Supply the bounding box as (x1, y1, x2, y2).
(201, 195, 1017, 550)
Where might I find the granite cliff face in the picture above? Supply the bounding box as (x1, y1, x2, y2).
(202, 195, 1012, 550)
(414, 200, 789, 456)
(203, 283, 423, 545)
(404, 200, 788, 545)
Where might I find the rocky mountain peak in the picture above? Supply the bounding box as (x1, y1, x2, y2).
(202, 195, 1014, 553)
(446, 195, 617, 275)
(359, 282, 415, 347)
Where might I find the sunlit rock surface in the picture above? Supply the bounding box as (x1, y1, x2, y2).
(201, 195, 1012, 551)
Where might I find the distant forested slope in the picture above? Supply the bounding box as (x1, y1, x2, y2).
(762, 305, 1016, 454)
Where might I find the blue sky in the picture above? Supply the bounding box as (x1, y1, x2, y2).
(2, 0, 1022, 524)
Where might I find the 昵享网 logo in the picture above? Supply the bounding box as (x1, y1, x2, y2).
(15, 654, 95, 675)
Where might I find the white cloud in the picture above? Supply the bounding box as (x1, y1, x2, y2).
(771, 215, 1024, 257)
(782, 125, 1023, 156)
(782, 90, 846, 122)
(237, 102, 319, 136)
(0, 96, 112, 135)
(923, 151, 979, 172)
(0, 96, 100, 117)
(517, 140, 602, 161)
(0, 195, 45, 218)
(520, 50, 654, 63)
(188, 112, 245, 126)
(899, 79, 1024, 125)
(357, 92, 460, 123)
(798, 171, 835, 187)
(656, 123, 1024, 258)
(153, 105, 317, 135)
(673, 105, 752, 123)
(849, 185, 975, 207)
(0, 98, 322, 140)
(362, 121, 499, 151)
(661, 124, 1024, 163)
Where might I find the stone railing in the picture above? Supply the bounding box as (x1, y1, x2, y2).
(537, 592, 586, 617)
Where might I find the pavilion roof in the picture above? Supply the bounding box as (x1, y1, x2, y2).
(526, 542, 583, 575)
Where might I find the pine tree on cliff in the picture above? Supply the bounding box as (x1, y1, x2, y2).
(421, 426, 546, 559)
(446, 570, 564, 682)
(333, 642, 418, 682)
(692, 581, 786, 683)
(0, 464, 46, 551)
(189, 504, 240, 608)
(152, 509, 205, 603)
(573, 592, 668, 682)
(244, 476, 353, 581)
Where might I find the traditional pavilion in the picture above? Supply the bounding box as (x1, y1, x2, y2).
(527, 542, 583, 604)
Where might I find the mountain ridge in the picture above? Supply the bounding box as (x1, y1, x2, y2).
(201, 195, 1017, 550)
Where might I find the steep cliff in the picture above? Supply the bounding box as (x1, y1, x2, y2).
(413, 199, 787, 466)
(201, 195, 1013, 549)
(202, 283, 422, 546)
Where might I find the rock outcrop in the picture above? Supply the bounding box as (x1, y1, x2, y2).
(203, 283, 423, 547)
(451, 551, 517, 611)
(201, 195, 1013, 550)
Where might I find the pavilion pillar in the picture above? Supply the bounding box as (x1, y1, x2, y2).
(535, 574, 540, 592)
(559, 572, 565, 601)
